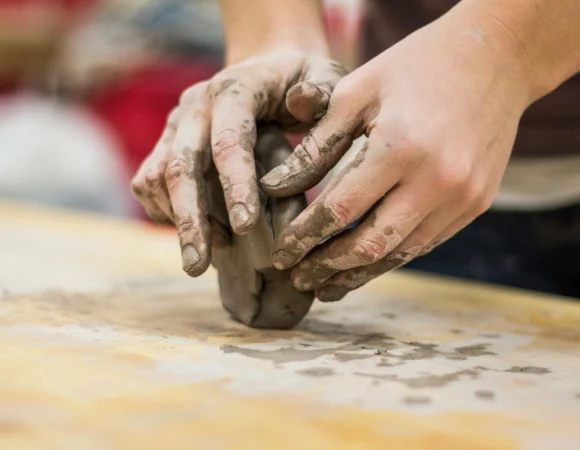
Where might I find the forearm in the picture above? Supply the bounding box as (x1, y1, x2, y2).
(452, 0, 580, 103)
(220, 0, 329, 65)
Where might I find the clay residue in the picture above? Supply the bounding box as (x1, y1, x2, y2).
(297, 367, 335, 377)
(221, 332, 397, 364)
(354, 369, 480, 389)
(474, 390, 495, 400)
(505, 366, 551, 375)
(221, 336, 499, 375)
(452, 344, 497, 358)
(334, 352, 376, 362)
(403, 395, 432, 405)
(401, 342, 496, 362)
(220, 344, 336, 364)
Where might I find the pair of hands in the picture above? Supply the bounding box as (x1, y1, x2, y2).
(132, 16, 531, 302)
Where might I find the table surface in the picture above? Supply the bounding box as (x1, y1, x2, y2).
(1, 201, 579, 450)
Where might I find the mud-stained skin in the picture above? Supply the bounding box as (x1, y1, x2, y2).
(131, 51, 349, 290)
(272, 202, 346, 270)
(210, 126, 314, 329)
(268, 140, 371, 275)
(212, 78, 239, 99)
(315, 245, 422, 302)
(261, 130, 353, 197)
(290, 222, 406, 293)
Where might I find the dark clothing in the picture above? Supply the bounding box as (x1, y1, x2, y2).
(363, 0, 580, 158)
(405, 204, 580, 298)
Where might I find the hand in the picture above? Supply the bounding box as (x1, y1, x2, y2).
(260, 13, 533, 301)
(131, 51, 347, 276)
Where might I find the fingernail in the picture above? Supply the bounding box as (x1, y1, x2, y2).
(230, 203, 250, 230)
(261, 166, 288, 188)
(272, 250, 296, 270)
(316, 285, 348, 302)
(182, 245, 201, 274)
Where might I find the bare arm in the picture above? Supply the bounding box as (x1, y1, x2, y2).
(455, 0, 580, 101)
(220, 0, 329, 64)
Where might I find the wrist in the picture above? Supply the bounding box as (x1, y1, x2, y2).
(221, 0, 330, 66)
(442, 2, 541, 107)
(225, 33, 330, 66)
(452, 0, 580, 105)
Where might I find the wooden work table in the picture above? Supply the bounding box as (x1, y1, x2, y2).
(1, 201, 579, 449)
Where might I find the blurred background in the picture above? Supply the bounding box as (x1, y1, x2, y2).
(0, 0, 362, 218)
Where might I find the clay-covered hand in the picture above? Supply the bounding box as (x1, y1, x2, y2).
(260, 11, 535, 301)
(209, 125, 314, 329)
(130, 51, 346, 276)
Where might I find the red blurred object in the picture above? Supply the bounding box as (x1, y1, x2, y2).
(90, 59, 220, 176)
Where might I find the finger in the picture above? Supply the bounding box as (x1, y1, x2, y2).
(145, 160, 173, 221)
(314, 199, 475, 301)
(260, 92, 366, 197)
(421, 210, 482, 256)
(132, 168, 172, 225)
(271, 136, 404, 270)
(290, 179, 444, 291)
(211, 81, 260, 235)
(131, 109, 181, 224)
(314, 252, 407, 303)
(166, 105, 213, 277)
(286, 58, 348, 124)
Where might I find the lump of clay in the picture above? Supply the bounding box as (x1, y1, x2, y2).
(208, 125, 314, 329)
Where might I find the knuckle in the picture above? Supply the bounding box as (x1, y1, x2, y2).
(165, 154, 190, 182)
(144, 168, 164, 192)
(213, 129, 240, 159)
(432, 161, 471, 190)
(294, 137, 322, 167)
(179, 83, 206, 106)
(331, 76, 357, 105)
(456, 182, 482, 207)
(351, 236, 386, 265)
(324, 199, 354, 229)
(175, 214, 195, 237)
(209, 74, 242, 99)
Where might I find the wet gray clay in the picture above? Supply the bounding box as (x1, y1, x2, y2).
(209, 125, 314, 329)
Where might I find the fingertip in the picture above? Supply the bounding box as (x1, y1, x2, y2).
(260, 165, 307, 198)
(181, 245, 209, 277)
(286, 81, 330, 124)
(260, 166, 287, 192)
(272, 249, 298, 271)
(228, 202, 259, 235)
(315, 285, 348, 302)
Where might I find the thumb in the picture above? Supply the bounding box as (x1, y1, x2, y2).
(285, 57, 348, 124)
